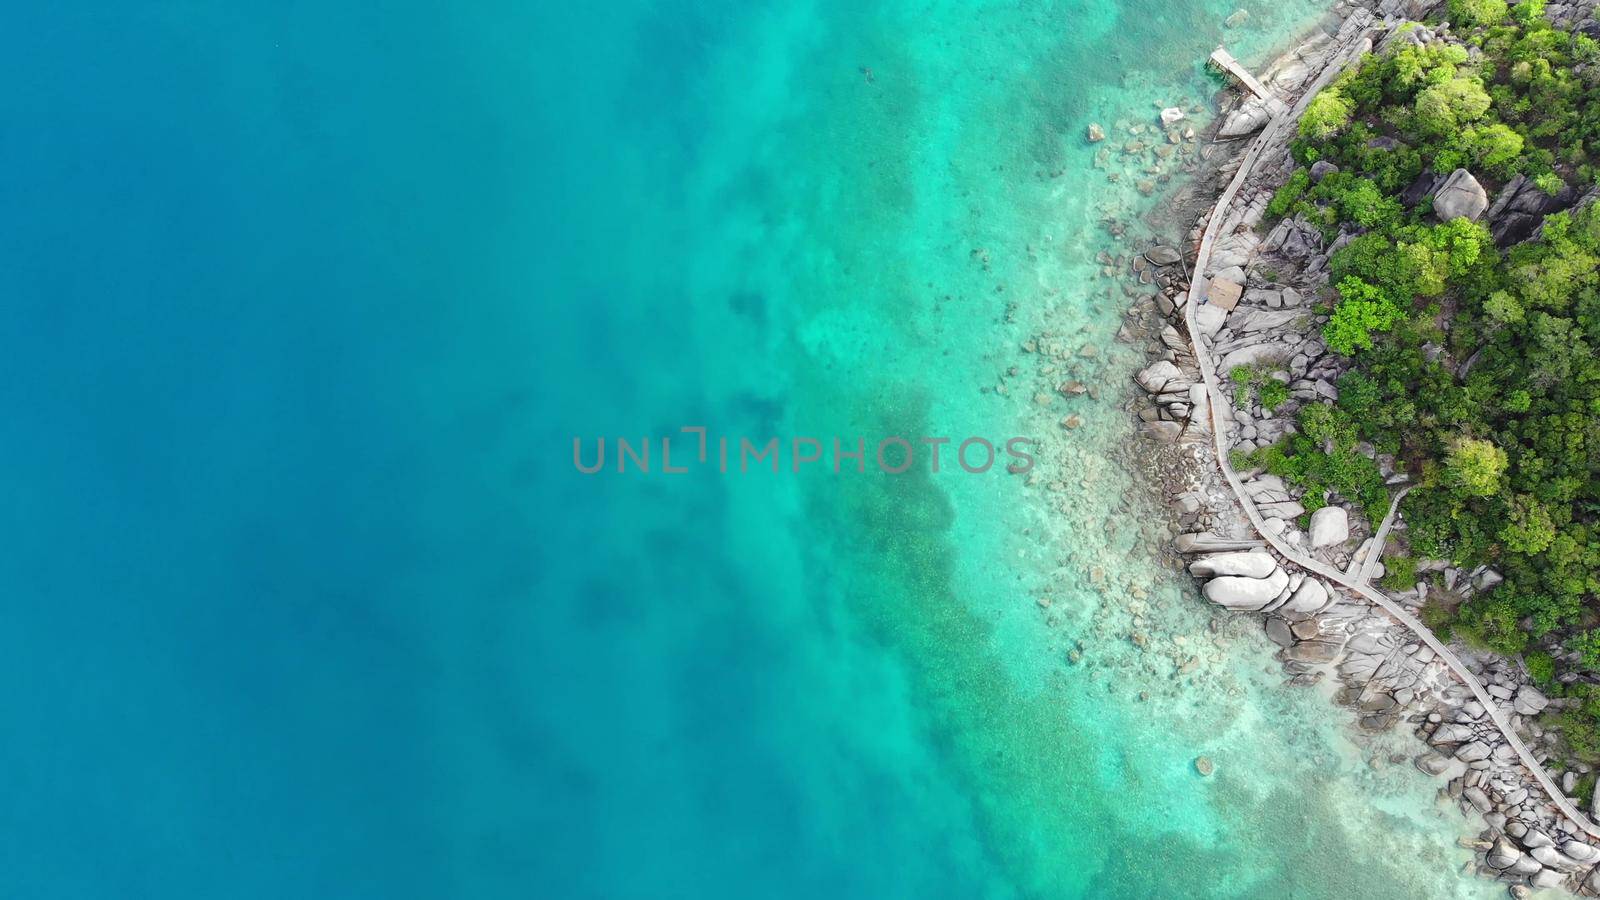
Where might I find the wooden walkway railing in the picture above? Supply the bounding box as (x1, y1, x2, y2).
(1209, 47, 1271, 100)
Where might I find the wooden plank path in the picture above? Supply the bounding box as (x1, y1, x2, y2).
(1184, 12, 1600, 841)
(1209, 47, 1271, 100)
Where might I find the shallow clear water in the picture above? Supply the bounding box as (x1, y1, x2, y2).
(0, 1, 1501, 897)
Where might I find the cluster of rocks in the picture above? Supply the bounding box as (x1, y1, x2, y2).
(1421, 675, 1600, 895)
(1190, 548, 1332, 613)
(1085, 106, 1209, 239)
(1545, 0, 1600, 33)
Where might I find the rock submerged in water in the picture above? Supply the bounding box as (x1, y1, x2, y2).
(1087, 122, 1105, 143)
(1194, 756, 1214, 776)
(1144, 245, 1182, 266)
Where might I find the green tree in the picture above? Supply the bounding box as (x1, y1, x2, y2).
(1466, 122, 1524, 177)
(1447, 0, 1509, 27)
(1501, 494, 1558, 554)
(1324, 277, 1406, 354)
(1300, 88, 1355, 141)
(1414, 76, 1493, 135)
(1511, 0, 1546, 24)
(1570, 630, 1600, 671)
(1445, 437, 1507, 497)
(1455, 595, 1528, 654)
(1484, 290, 1525, 325)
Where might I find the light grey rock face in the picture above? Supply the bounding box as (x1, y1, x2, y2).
(1309, 159, 1340, 182)
(1463, 786, 1492, 812)
(1281, 577, 1329, 614)
(1433, 168, 1489, 221)
(1203, 568, 1290, 611)
(1308, 506, 1349, 548)
(1487, 837, 1523, 870)
(1286, 639, 1341, 663)
(1230, 308, 1303, 334)
(1415, 752, 1452, 777)
(1514, 685, 1550, 716)
(1532, 845, 1582, 872)
(1219, 342, 1288, 372)
(1561, 840, 1600, 864)
(1522, 829, 1555, 849)
(1508, 854, 1543, 877)
(1211, 264, 1247, 285)
(1531, 868, 1565, 889)
(1219, 96, 1272, 137)
(1257, 499, 1306, 520)
(1455, 740, 1492, 762)
(1176, 532, 1262, 554)
(1145, 246, 1182, 266)
(1187, 383, 1210, 424)
(1143, 421, 1183, 443)
(1195, 304, 1227, 339)
(1189, 550, 1278, 578)
(1264, 616, 1294, 648)
(1136, 360, 1183, 393)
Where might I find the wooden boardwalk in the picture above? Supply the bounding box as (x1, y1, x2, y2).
(1209, 47, 1271, 100)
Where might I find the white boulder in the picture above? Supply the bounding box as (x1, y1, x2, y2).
(1218, 96, 1272, 137)
(1280, 577, 1329, 613)
(1136, 360, 1183, 393)
(1433, 168, 1488, 222)
(1203, 568, 1290, 611)
(1514, 685, 1549, 716)
(1562, 841, 1600, 864)
(1189, 551, 1278, 578)
(1487, 839, 1522, 870)
(1308, 506, 1349, 548)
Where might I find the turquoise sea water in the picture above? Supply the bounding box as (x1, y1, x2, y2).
(1, 2, 1506, 897)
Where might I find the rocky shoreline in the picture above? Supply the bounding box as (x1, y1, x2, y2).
(1118, 4, 1600, 896)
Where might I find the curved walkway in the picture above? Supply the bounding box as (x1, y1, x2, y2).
(1180, 31, 1600, 839)
(1355, 486, 1409, 586)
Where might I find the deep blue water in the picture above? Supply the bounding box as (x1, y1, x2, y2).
(0, 2, 1498, 898)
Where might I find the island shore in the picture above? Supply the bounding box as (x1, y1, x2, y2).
(1120, 3, 1600, 895)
